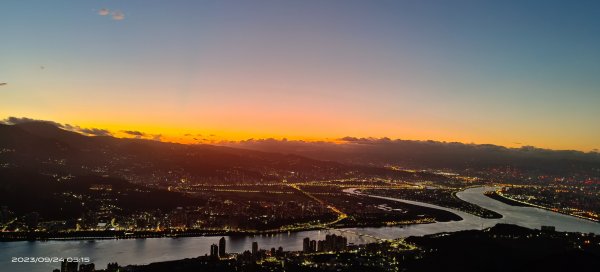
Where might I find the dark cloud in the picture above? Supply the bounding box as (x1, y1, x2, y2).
(122, 130, 146, 136)
(2, 116, 122, 138)
(62, 124, 74, 130)
(338, 136, 392, 145)
(2, 117, 113, 137)
(2, 116, 63, 128)
(339, 136, 359, 142)
(60, 123, 112, 137)
(78, 128, 112, 137)
(0, 83, 7, 86)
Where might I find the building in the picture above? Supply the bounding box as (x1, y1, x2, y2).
(322, 234, 347, 252)
(219, 237, 226, 257)
(106, 262, 119, 272)
(60, 260, 78, 272)
(210, 244, 219, 258)
(252, 241, 259, 256)
(79, 263, 95, 272)
(317, 240, 324, 252)
(303, 237, 310, 253)
(309, 240, 317, 252)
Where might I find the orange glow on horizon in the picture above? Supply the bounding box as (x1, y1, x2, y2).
(1, 112, 597, 152)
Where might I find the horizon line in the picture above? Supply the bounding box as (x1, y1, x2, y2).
(2, 116, 598, 154)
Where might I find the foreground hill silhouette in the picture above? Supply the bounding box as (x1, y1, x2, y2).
(0, 121, 435, 183)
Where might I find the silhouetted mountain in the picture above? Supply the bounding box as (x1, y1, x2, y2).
(0, 122, 425, 184)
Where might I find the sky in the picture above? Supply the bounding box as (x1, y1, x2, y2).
(1, 0, 599, 151)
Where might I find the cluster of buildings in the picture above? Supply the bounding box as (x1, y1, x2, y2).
(53, 261, 118, 272)
(209, 237, 227, 258)
(209, 237, 286, 261)
(303, 234, 348, 253)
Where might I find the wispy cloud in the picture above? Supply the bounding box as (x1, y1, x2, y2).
(121, 130, 164, 141)
(121, 130, 147, 139)
(97, 8, 125, 21)
(111, 11, 125, 21)
(98, 8, 110, 16)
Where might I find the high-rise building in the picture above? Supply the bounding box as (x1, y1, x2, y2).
(303, 237, 310, 253)
(106, 262, 119, 272)
(317, 240, 324, 252)
(60, 260, 67, 272)
(79, 263, 95, 272)
(60, 260, 78, 272)
(219, 237, 226, 257)
(325, 234, 334, 251)
(316, 234, 347, 252)
(309, 240, 317, 252)
(210, 244, 219, 257)
(252, 241, 259, 256)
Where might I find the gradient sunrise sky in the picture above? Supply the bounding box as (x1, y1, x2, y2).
(1, 0, 599, 151)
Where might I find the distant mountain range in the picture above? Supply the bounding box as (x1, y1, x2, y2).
(1, 120, 598, 220)
(1, 120, 598, 183)
(223, 138, 600, 175)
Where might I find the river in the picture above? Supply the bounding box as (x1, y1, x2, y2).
(1, 186, 598, 272)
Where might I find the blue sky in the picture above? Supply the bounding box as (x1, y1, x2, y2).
(1, 0, 599, 150)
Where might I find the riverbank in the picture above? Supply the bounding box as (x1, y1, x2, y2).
(488, 189, 599, 223)
(69, 224, 600, 272)
(0, 220, 427, 242)
(484, 191, 532, 207)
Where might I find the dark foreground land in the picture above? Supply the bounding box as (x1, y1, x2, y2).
(78, 224, 600, 272)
